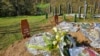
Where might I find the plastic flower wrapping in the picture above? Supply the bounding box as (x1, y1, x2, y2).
(69, 47, 100, 56)
(80, 23, 100, 48)
(26, 32, 52, 56)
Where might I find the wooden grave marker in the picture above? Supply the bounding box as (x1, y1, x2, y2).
(54, 15, 59, 25)
(21, 19, 30, 39)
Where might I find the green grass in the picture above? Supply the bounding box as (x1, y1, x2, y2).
(0, 15, 48, 50)
(0, 33, 22, 50)
(0, 15, 46, 26)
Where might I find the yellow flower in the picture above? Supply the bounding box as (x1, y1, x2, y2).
(61, 32, 65, 36)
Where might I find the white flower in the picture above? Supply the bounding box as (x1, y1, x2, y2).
(57, 45, 59, 48)
(56, 34, 59, 40)
(53, 27, 57, 32)
(65, 29, 69, 32)
(61, 37, 63, 41)
(53, 41, 57, 45)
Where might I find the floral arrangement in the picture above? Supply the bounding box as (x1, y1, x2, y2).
(26, 22, 100, 56)
(26, 27, 68, 56)
(42, 27, 67, 51)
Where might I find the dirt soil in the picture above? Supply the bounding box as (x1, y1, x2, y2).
(3, 38, 33, 56)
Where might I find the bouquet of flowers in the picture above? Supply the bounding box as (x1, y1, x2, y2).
(26, 27, 67, 56)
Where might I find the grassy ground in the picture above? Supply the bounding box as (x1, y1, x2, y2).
(0, 15, 46, 26)
(0, 15, 49, 50)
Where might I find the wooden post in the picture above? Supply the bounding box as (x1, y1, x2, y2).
(63, 14, 66, 21)
(49, 5, 51, 13)
(54, 7, 58, 25)
(90, 7, 93, 18)
(74, 14, 77, 22)
(84, 0, 88, 19)
(54, 15, 58, 25)
(66, 3, 67, 14)
(71, 6, 73, 14)
(59, 4, 62, 15)
(53, 8, 54, 16)
(45, 12, 48, 19)
(98, 6, 100, 14)
(78, 6, 81, 19)
(67, 3, 71, 14)
(21, 19, 30, 39)
(53, 7, 56, 16)
(54, 7, 57, 16)
(93, 2, 96, 15)
(90, 7, 92, 15)
(98, 3, 100, 14)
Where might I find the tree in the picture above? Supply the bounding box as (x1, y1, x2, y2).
(0, 0, 14, 16)
(9, 0, 20, 16)
(0, 0, 2, 16)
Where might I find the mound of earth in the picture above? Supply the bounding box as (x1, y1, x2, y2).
(3, 38, 33, 56)
(0, 31, 100, 56)
(1, 38, 59, 56)
(69, 31, 100, 54)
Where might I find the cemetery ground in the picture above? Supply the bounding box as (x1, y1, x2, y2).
(0, 15, 100, 56)
(0, 15, 60, 56)
(0, 15, 50, 50)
